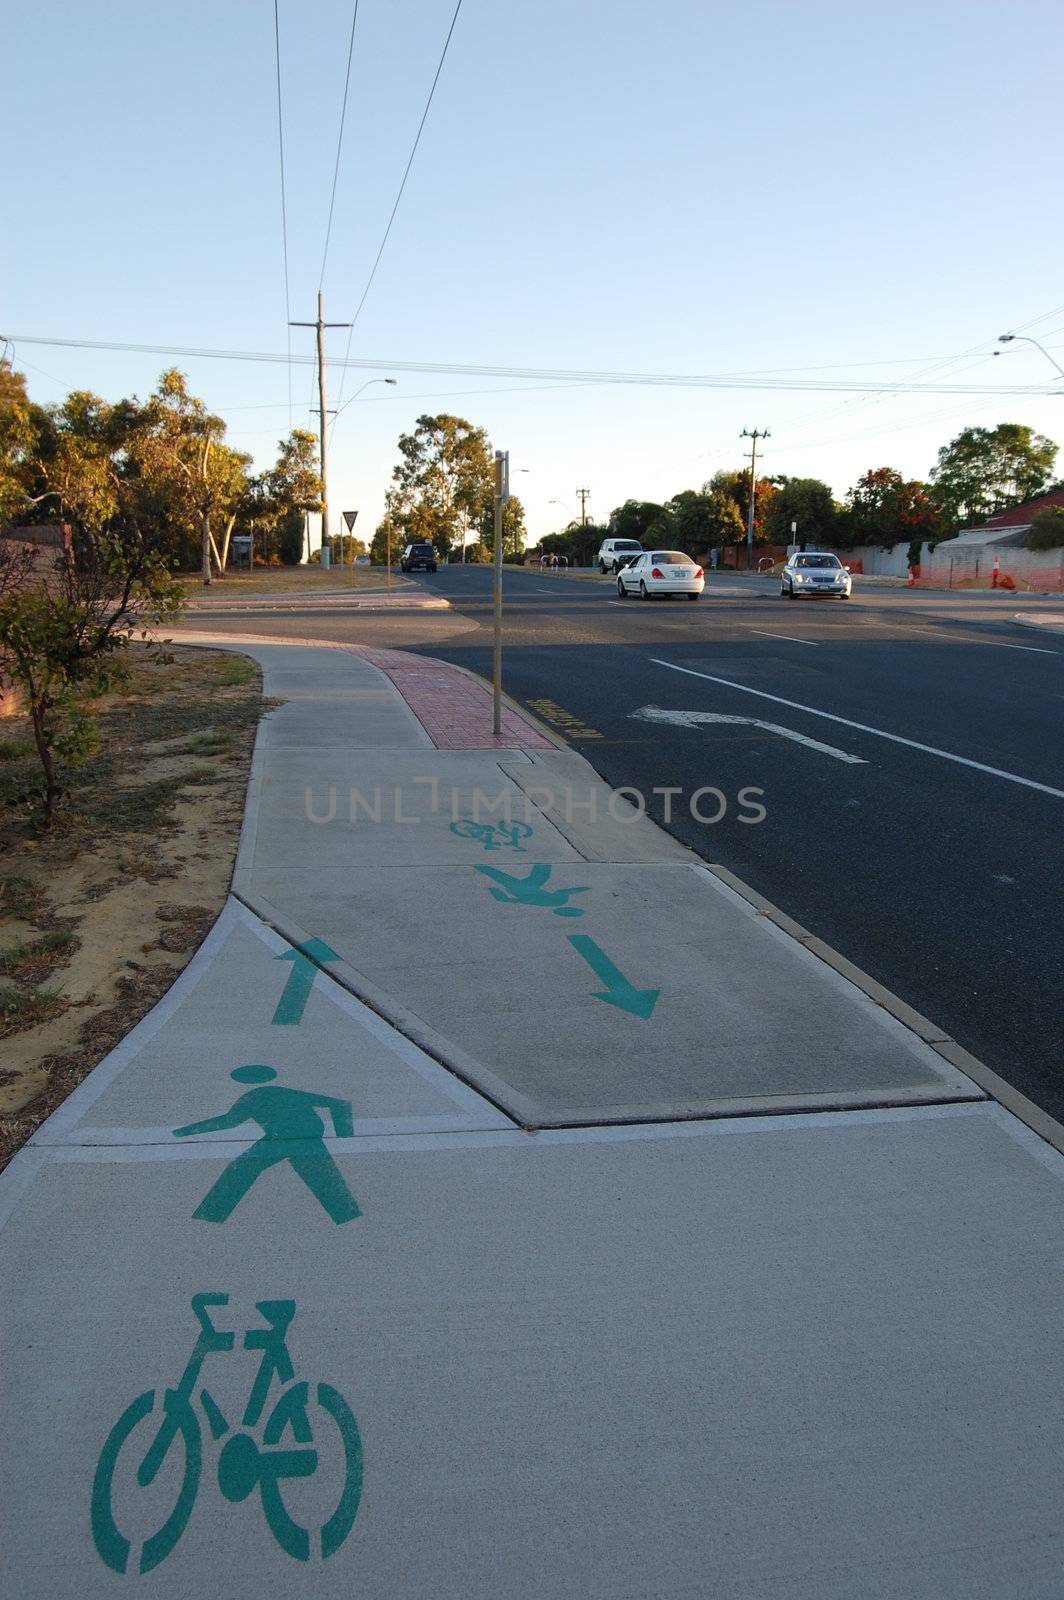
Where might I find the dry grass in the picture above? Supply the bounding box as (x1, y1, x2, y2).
(0, 645, 271, 1171)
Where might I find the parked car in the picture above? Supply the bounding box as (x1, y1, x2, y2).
(780, 552, 851, 599)
(597, 537, 644, 574)
(617, 550, 704, 600)
(400, 542, 438, 573)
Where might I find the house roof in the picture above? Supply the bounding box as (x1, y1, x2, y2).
(983, 487, 1064, 529)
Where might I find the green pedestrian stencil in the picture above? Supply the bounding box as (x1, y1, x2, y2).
(568, 934, 660, 1019)
(450, 817, 533, 852)
(476, 862, 589, 916)
(174, 1066, 360, 1225)
(90, 1292, 363, 1574)
(272, 937, 340, 1025)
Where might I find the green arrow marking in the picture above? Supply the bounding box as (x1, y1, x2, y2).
(567, 934, 660, 1020)
(272, 938, 340, 1025)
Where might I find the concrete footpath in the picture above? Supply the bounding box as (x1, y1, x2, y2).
(2, 637, 1063, 1598)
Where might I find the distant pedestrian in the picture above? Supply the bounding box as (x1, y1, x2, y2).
(710, 547, 720, 570)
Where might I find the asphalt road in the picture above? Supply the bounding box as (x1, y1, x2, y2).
(178, 567, 1064, 1124)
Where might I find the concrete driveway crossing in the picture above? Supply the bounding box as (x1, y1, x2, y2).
(3, 635, 1064, 1598)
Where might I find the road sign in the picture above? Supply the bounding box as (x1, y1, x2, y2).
(342, 510, 358, 532)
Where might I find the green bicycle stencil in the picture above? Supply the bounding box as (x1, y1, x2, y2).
(90, 1293, 363, 1574)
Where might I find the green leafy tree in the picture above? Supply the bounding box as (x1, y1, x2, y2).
(256, 429, 321, 564)
(1026, 505, 1064, 550)
(0, 400, 186, 821)
(706, 470, 777, 544)
(477, 494, 527, 561)
(608, 499, 670, 543)
(930, 423, 1057, 531)
(389, 414, 494, 559)
(763, 477, 839, 548)
(840, 466, 939, 550)
(664, 488, 745, 551)
(0, 363, 47, 524)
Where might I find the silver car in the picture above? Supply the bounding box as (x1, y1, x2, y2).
(780, 552, 852, 599)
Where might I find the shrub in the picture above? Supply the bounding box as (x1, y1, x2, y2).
(1026, 506, 1064, 550)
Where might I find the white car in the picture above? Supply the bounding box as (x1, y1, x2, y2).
(597, 537, 644, 574)
(780, 551, 852, 598)
(617, 550, 705, 600)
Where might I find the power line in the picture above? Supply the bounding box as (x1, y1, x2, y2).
(273, 0, 294, 429)
(318, 1, 361, 289)
(335, 0, 464, 406)
(8, 333, 1063, 396)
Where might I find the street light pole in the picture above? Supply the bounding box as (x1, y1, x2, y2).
(741, 428, 770, 569)
(327, 376, 397, 579)
(493, 451, 508, 736)
(998, 333, 1064, 381)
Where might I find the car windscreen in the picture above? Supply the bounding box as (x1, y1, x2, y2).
(613, 541, 642, 551)
(794, 555, 840, 568)
(650, 552, 690, 564)
(409, 545, 434, 555)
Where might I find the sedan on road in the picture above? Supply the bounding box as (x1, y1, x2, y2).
(617, 550, 705, 600)
(780, 551, 852, 599)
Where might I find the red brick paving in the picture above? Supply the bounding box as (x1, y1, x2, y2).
(355, 647, 555, 750)
(172, 631, 555, 749)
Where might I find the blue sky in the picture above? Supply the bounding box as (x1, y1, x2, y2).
(6, 0, 1064, 546)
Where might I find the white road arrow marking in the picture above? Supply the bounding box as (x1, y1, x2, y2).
(632, 706, 867, 764)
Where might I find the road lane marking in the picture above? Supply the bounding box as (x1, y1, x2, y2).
(860, 623, 1060, 656)
(650, 658, 1064, 799)
(632, 706, 866, 764)
(744, 629, 820, 646)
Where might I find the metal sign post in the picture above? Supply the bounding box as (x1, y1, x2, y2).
(342, 511, 358, 581)
(493, 451, 509, 736)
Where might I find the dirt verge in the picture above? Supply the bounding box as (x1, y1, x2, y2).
(0, 645, 272, 1170)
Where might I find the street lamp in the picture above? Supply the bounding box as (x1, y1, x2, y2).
(997, 333, 1064, 381)
(331, 376, 398, 426)
(321, 377, 398, 576)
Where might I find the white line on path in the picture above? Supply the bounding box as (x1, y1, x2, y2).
(650, 658, 1064, 800)
(744, 629, 819, 646)
(632, 706, 866, 764)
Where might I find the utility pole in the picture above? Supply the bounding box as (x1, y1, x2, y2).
(290, 291, 350, 562)
(493, 451, 509, 736)
(576, 487, 590, 526)
(740, 428, 770, 568)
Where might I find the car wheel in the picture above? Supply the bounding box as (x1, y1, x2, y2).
(599, 562, 607, 575)
(687, 592, 699, 600)
(785, 583, 795, 598)
(639, 580, 649, 600)
(617, 578, 626, 597)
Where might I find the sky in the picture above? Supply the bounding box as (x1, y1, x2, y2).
(5, 0, 1064, 548)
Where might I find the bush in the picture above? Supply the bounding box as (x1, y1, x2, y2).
(1026, 506, 1064, 550)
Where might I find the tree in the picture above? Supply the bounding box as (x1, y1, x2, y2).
(0, 401, 186, 821)
(652, 489, 741, 553)
(1026, 505, 1064, 550)
(930, 423, 1057, 531)
(256, 429, 320, 564)
(477, 494, 527, 561)
(840, 466, 939, 550)
(706, 470, 777, 544)
(389, 414, 493, 559)
(0, 363, 45, 525)
(608, 499, 670, 543)
(763, 477, 839, 548)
